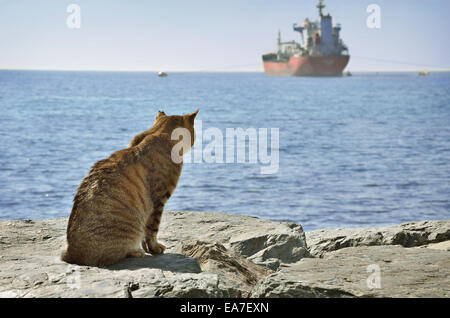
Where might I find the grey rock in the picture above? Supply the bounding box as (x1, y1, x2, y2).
(128, 272, 231, 298)
(174, 240, 272, 297)
(108, 253, 202, 273)
(0, 252, 232, 298)
(1, 213, 449, 298)
(0, 211, 306, 298)
(160, 211, 309, 268)
(251, 245, 450, 298)
(252, 258, 281, 271)
(420, 240, 450, 251)
(306, 220, 450, 257)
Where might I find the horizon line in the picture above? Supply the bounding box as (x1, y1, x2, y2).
(1, 67, 450, 73)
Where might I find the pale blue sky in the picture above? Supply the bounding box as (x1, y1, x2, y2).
(0, 0, 449, 71)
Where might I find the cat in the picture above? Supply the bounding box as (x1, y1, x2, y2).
(61, 110, 198, 266)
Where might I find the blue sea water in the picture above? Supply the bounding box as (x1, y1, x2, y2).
(0, 70, 449, 231)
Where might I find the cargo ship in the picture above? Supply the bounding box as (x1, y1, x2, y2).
(262, 0, 350, 77)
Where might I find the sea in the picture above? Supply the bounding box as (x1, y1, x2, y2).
(0, 70, 449, 231)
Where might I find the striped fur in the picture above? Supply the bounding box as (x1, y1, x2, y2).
(61, 110, 198, 266)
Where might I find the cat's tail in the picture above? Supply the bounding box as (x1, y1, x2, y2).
(61, 248, 74, 264)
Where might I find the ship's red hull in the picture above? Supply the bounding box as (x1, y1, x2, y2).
(263, 55, 350, 77)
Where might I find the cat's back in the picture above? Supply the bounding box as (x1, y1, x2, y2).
(68, 134, 171, 221)
(72, 147, 132, 207)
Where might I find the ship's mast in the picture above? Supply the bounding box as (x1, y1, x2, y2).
(317, 0, 325, 17)
(277, 30, 282, 53)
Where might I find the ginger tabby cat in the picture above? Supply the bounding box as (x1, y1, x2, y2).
(62, 110, 198, 266)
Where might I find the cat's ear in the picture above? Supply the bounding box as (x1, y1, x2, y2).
(156, 110, 166, 120)
(186, 109, 199, 124)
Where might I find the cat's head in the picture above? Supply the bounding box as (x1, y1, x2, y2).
(154, 110, 199, 148)
(129, 110, 199, 150)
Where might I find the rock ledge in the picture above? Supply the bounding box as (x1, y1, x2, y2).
(0, 212, 448, 298)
